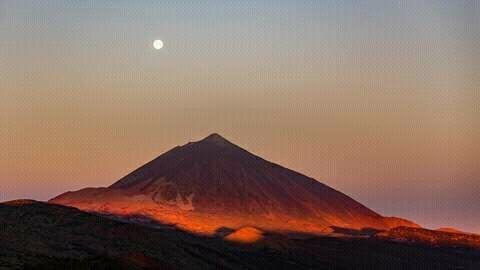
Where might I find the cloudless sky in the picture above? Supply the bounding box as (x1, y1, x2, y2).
(1, 1, 479, 233)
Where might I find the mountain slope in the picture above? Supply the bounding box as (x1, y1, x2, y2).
(0, 200, 248, 269)
(51, 133, 416, 233)
(2, 200, 479, 270)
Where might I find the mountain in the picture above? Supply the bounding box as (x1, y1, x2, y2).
(378, 226, 480, 248)
(2, 200, 479, 270)
(436, 227, 476, 235)
(51, 133, 417, 234)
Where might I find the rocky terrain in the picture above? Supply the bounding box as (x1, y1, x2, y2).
(1, 200, 480, 270)
(378, 226, 480, 248)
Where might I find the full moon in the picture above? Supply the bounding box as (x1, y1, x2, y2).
(153, 40, 164, 50)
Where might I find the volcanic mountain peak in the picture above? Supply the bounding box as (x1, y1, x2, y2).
(200, 133, 233, 146)
(51, 133, 418, 234)
(188, 133, 245, 154)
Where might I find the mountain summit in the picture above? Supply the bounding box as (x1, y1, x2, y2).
(51, 133, 417, 233)
(201, 133, 233, 146)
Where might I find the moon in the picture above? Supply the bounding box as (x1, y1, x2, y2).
(153, 39, 164, 50)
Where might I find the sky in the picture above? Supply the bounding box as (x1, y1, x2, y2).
(1, 1, 479, 233)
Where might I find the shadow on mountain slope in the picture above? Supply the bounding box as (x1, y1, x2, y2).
(1, 200, 480, 270)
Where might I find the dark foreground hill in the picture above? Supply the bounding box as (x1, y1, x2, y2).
(1, 200, 480, 270)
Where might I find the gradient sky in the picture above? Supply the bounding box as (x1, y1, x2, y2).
(1, 1, 479, 233)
